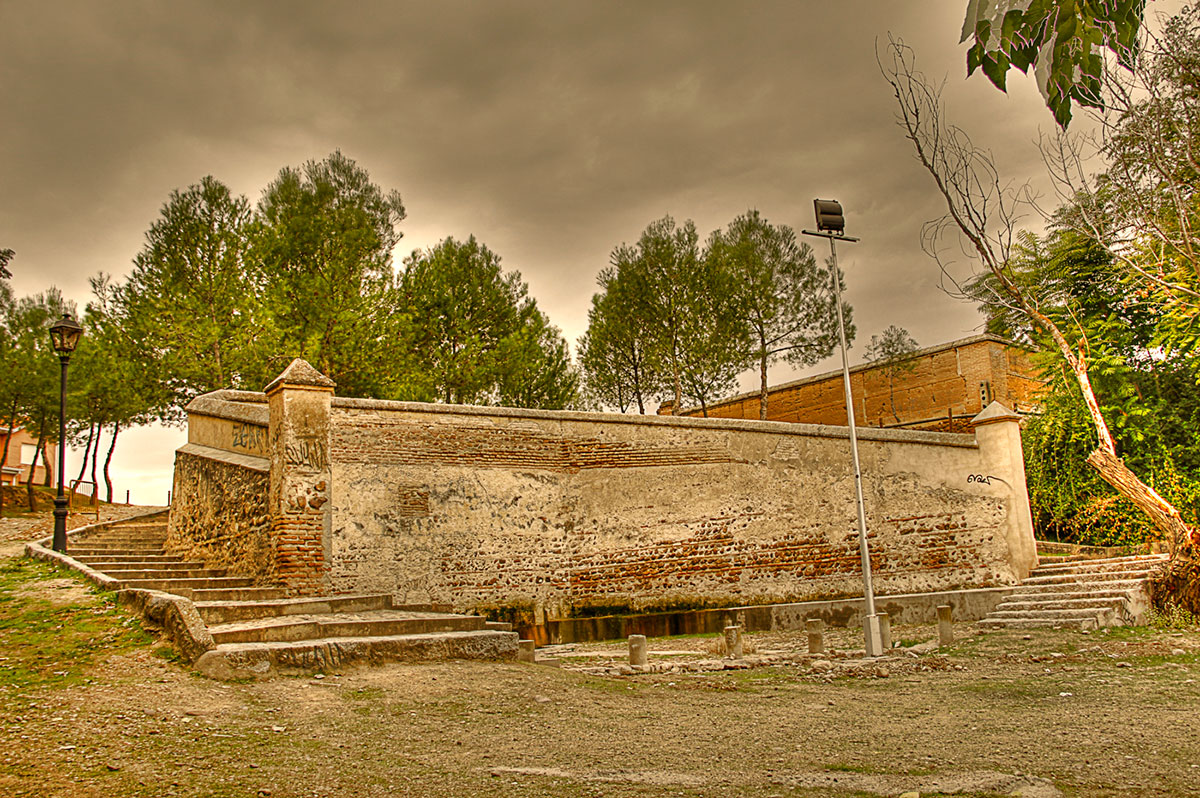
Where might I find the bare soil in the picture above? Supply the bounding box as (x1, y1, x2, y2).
(1, 556, 1198, 797)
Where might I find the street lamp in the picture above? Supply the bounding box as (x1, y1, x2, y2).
(48, 313, 83, 554)
(802, 200, 884, 658)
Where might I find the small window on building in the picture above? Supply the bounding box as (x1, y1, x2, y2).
(20, 443, 37, 466)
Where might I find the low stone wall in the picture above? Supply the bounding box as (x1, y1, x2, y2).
(168, 391, 272, 582)
(326, 400, 1034, 619)
(172, 361, 1038, 619)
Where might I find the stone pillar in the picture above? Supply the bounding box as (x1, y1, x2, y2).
(724, 625, 744, 659)
(971, 402, 1037, 580)
(937, 604, 954, 646)
(628, 635, 648, 668)
(806, 618, 824, 654)
(265, 359, 336, 596)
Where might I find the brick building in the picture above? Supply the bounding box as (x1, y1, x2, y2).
(0, 427, 55, 486)
(660, 334, 1045, 432)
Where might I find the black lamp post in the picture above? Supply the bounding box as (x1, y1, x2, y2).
(48, 313, 83, 553)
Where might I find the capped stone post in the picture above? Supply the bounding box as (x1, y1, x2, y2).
(265, 359, 336, 596)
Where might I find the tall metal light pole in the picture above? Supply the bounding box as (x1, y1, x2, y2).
(802, 200, 884, 658)
(48, 314, 83, 554)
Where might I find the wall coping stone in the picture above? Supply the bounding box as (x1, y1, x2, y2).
(328, 396, 981, 449)
(185, 395, 268, 427)
(177, 442, 270, 474)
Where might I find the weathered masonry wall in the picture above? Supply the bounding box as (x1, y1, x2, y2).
(172, 361, 1037, 614)
(326, 399, 1035, 616)
(169, 391, 273, 583)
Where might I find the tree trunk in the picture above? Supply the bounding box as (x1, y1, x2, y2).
(26, 414, 46, 512)
(89, 427, 102, 504)
(41, 443, 52, 487)
(103, 422, 120, 503)
(75, 422, 94, 490)
(1087, 448, 1198, 551)
(0, 399, 19, 519)
(759, 345, 769, 421)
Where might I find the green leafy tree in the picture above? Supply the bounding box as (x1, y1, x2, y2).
(708, 210, 845, 420)
(864, 325, 920, 424)
(0, 289, 73, 515)
(400, 235, 577, 409)
(0, 248, 13, 279)
(961, 0, 1146, 126)
(71, 278, 159, 501)
(884, 37, 1196, 552)
(119, 176, 267, 419)
(253, 151, 407, 397)
(609, 216, 749, 416)
(577, 268, 665, 414)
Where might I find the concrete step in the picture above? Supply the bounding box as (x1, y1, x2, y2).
(1002, 578, 1146, 596)
(1021, 569, 1159, 587)
(85, 561, 205, 571)
(994, 596, 1127, 613)
(978, 617, 1097, 631)
(987, 607, 1114, 622)
(191, 587, 291, 602)
(1003, 586, 1138, 602)
(74, 554, 187, 564)
(195, 594, 394, 624)
(113, 576, 256, 591)
(201, 630, 519, 676)
(67, 545, 167, 555)
(100, 567, 231, 580)
(1032, 556, 1167, 577)
(208, 611, 487, 645)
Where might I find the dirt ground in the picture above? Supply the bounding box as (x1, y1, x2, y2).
(2, 555, 1199, 797)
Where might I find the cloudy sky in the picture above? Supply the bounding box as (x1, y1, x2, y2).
(0, 1, 1178, 503)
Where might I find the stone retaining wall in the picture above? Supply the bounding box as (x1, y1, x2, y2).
(168, 391, 272, 582)
(173, 360, 1038, 618)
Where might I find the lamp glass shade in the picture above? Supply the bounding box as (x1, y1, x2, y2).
(48, 314, 84, 354)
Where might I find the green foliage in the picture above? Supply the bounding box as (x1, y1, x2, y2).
(865, 325, 919, 424)
(400, 235, 577, 409)
(582, 215, 752, 415)
(1146, 601, 1199, 629)
(708, 210, 844, 419)
(961, 0, 1146, 126)
(0, 248, 12, 279)
(119, 175, 268, 418)
(253, 151, 408, 398)
(1006, 228, 1200, 546)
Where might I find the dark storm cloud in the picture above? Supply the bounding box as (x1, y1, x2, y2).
(2, 0, 1087, 361)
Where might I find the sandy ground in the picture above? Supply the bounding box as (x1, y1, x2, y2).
(2, 592, 1198, 797)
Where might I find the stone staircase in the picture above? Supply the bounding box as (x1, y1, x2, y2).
(65, 514, 517, 675)
(977, 552, 1167, 631)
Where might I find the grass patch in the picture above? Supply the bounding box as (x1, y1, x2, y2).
(0, 557, 153, 699)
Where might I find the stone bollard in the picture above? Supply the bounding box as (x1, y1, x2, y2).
(628, 634, 648, 668)
(517, 639, 536, 663)
(724, 625, 744, 659)
(937, 605, 954, 646)
(806, 618, 824, 654)
(878, 611, 892, 652)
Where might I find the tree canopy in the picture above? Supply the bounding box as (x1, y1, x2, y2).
(961, 0, 1146, 126)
